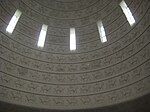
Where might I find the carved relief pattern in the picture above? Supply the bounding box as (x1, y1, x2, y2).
(0, 0, 150, 110)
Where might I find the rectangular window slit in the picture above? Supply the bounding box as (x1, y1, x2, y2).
(97, 21, 107, 43)
(37, 24, 48, 48)
(70, 28, 76, 51)
(119, 0, 135, 26)
(6, 9, 22, 34)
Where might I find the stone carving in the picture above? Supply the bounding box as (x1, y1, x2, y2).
(1, 34, 10, 47)
(80, 96, 91, 105)
(9, 91, 22, 102)
(93, 82, 104, 93)
(54, 75, 65, 83)
(3, 62, 15, 73)
(108, 91, 118, 103)
(27, 82, 39, 91)
(0, 0, 149, 110)
(17, 67, 29, 77)
(67, 86, 78, 94)
(53, 97, 64, 105)
(106, 79, 117, 89)
(79, 85, 91, 94)
(66, 97, 78, 105)
(40, 85, 51, 94)
(54, 85, 64, 94)
(0, 73, 11, 84)
(94, 94, 105, 104)
(25, 94, 36, 103)
(0, 87, 8, 98)
(14, 79, 25, 89)
(0, 46, 7, 57)
(39, 96, 51, 105)
(121, 87, 132, 99)
(119, 74, 130, 85)
(42, 73, 53, 82)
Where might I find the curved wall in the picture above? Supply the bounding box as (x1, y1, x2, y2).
(0, 0, 150, 110)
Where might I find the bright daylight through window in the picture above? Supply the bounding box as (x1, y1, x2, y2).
(6, 9, 22, 34)
(97, 20, 107, 43)
(37, 24, 48, 48)
(120, 0, 135, 26)
(70, 28, 76, 51)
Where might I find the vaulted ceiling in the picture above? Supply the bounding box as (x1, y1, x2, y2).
(0, 0, 150, 111)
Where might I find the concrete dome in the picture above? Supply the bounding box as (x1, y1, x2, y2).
(0, 0, 150, 111)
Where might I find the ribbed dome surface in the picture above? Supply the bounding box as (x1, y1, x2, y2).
(0, 0, 150, 111)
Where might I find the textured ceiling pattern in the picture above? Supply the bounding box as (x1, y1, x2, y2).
(0, 0, 150, 110)
(0, 94, 150, 112)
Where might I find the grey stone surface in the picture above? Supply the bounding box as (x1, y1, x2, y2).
(0, 0, 150, 110)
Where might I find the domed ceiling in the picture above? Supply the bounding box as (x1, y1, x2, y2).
(0, 0, 150, 111)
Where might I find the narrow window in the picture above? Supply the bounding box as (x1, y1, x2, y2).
(119, 0, 135, 26)
(97, 21, 107, 43)
(6, 9, 22, 34)
(70, 28, 76, 51)
(37, 24, 48, 48)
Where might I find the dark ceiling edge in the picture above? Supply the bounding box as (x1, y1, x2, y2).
(0, 93, 150, 112)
